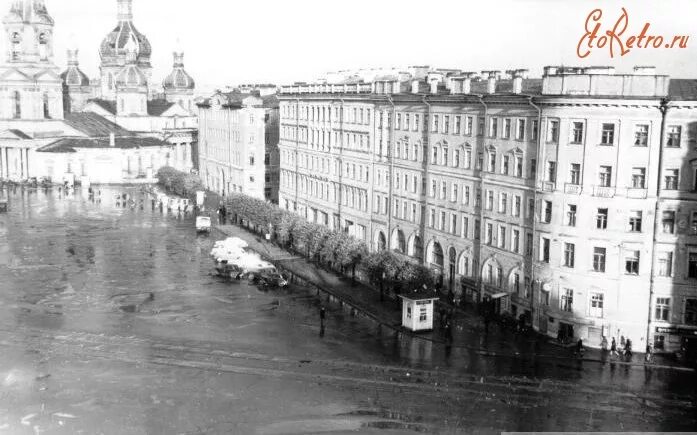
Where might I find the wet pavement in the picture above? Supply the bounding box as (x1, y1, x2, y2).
(0, 185, 695, 434)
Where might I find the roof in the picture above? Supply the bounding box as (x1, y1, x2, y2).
(99, 21, 152, 66)
(88, 99, 117, 115)
(37, 136, 169, 153)
(399, 288, 440, 301)
(63, 112, 132, 137)
(61, 66, 90, 87)
(86, 99, 177, 117)
(147, 99, 175, 116)
(668, 79, 697, 100)
(198, 91, 278, 109)
(7, 129, 31, 139)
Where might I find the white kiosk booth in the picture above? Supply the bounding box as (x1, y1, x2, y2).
(399, 289, 440, 332)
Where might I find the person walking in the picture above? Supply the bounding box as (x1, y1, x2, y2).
(574, 338, 584, 357)
(319, 306, 327, 336)
(645, 343, 653, 364)
(625, 338, 633, 360)
(610, 337, 619, 358)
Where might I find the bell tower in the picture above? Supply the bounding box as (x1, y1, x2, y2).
(3, 0, 55, 64)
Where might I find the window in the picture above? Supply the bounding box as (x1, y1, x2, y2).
(547, 161, 557, 182)
(664, 169, 679, 190)
(667, 126, 682, 148)
(662, 211, 675, 234)
(571, 122, 584, 144)
(396, 113, 402, 130)
(527, 198, 535, 219)
(590, 293, 604, 318)
(599, 166, 612, 187)
(634, 124, 649, 146)
(12, 91, 21, 119)
(486, 223, 493, 245)
(628, 211, 643, 232)
(488, 152, 496, 172)
(515, 156, 523, 177)
(486, 191, 494, 210)
(655, 298, 670, 321)
(249, 155, 255, 166)
(42, 93, 50, 119)
(489, 117, 498, 138)
(601, 123, 615, 145)
(596, 208, 608, 229)
(516, 119, 526, 140)
(658, 252, 673, 277)
(526, 233, 533, 256)
(531, 120, 539, 141)
(443, 115, 450, 134)
(513, 196, 521, 217)
(413, 114, 419, 131)
(541, 237, 550, 263)
(547, 120, 559, 143)
(451, 184, 458, 202)
(461, 217, 469, 238)
(566, 204, 577, 226)
(499, 193, 508, 214)
(465, 116, 473, 135)
(502, 155, 510, 175)
(432, 115, 439, 133)
(512, 229, 520, 253)
(430, 180, 436, 197)
(503, 119, 511, 139)
(564, 243, 575, 268)
(440, 181, 447, 199)
(498, 226, 506, 249)
(690, 252, 697, 279)
(451, 214, 458, 234)
(440, 211, 446, 231)
(442, 147, 448, 166)
(543, 200, 552, 223)
(529, 159, 537, 179)
(454, 116, 461, 134)
(477, 152, 484, 170)
(654, 335, 665, 350)
(625, 250, 640, 275)
(561, 288, 573, 312)
(593, 247, 606, 273)
(429, 208, 435, 227)
(475, 189, 481, 208)
(569, 164, 581, 185)
(454, 149, 460, 167)
(464, 149, 472, 169)
(463, 186, 470, 205)
(632, 167, 646, 189)
(685, 299, 697, 326)
(474, 220, 481, 240)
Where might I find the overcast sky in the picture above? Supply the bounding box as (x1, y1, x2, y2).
(3, 0, 695, 92)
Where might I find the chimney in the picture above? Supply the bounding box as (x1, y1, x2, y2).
(109, 133, 115, 147)
(633, 66, 656, 76)
(462, 72, 477, 94)
(411, 79, 420, 94)
(543, 66, 559, 77)
(482, 70, 499, 94)
(429, 79, 439, 94)
(449, 78, 462, 95)
(512, 69, 528, 94)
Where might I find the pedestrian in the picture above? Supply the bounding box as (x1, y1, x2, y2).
(625, 338, 633, 359)
(445, 320, 453, 343)
(319, 306, 326, 336)
(645, 343, 653, 364)
(574, 338, 584, 357)
(610, 337, 619, 357)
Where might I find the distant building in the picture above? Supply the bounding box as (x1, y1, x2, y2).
(0, 0, 189, 184)
(197, 90, 279, 203)
(278, 65, 697, 354)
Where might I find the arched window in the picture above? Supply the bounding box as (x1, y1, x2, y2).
(43, 93, 50, 119)
(12, 91, 21, 119)
(38, 33, 48, 60)
(11, 32, 20, 61)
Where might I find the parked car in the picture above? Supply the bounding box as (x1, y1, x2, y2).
(214, 261, 244, 280)
(196, 216, 211, 233)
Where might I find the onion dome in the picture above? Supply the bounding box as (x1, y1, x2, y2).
(99, 0, 151, 66)
(4, 0, 54, 25)
(61, 49, 90, 87)
(115, 39, 147, 88)
(163, 52, 195, 91)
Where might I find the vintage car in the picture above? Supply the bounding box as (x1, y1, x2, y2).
(195, 216, 211, 233)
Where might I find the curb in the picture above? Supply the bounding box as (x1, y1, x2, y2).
(213, 225, 696, 373)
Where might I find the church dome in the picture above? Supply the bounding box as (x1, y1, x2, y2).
(61, 49, 90, 87)
(115, 63, 147, 88)
(163, 52, 195, 90)
(99, 21, 152, 66)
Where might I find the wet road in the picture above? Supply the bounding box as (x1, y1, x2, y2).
(0, 186, 695, 434)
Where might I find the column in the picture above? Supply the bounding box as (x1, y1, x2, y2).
(0, 147, 3, 179)
(25, 148, 30, 179)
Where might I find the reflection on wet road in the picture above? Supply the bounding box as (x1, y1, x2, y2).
(0, 186, 695, 434)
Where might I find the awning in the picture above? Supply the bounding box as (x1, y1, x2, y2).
(490, 292, 509, 299)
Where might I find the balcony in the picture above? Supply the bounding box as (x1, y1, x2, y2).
(564, 183, 582, 195)
(538, 181, 555, 192)
(625, 187, 648, 199)
(592, 185, 616, 198)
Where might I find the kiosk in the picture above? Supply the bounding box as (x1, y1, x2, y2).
(399, 288, 440, 332)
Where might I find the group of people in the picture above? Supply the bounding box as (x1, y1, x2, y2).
(603, 336, 644, 361)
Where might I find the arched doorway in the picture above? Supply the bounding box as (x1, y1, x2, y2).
(448, 247, 457, 292)
(377, 231, 386, 251)
(392, 229, 406, 253)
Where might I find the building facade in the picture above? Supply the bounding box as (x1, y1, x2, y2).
(197, 91, 279, 203)
(277, 67, 697, 355)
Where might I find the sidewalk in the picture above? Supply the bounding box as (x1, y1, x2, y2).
(212, 222, 692, 372)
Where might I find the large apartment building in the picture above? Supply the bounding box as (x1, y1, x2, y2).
(197, 90, 280, 203)
(277, 66, 697, 355)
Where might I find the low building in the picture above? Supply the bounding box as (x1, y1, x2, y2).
(197, 90, 279, 203)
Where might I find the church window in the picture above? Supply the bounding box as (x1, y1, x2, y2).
(12, 91, 21, 119)
(43, 93, 50, 119)
(39, 33, 48, 60)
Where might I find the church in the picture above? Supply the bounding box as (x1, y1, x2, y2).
(0, 0, 197, 184)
